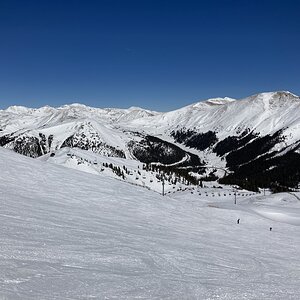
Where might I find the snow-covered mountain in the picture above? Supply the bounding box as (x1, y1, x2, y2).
(1, 91, 300, 190)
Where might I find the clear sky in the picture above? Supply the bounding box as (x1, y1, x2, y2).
(0, 0, 299, 111)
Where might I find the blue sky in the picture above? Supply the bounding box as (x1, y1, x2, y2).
(0, 0, 299, 111)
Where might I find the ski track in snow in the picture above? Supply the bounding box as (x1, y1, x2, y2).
(0, 148, 299, 299)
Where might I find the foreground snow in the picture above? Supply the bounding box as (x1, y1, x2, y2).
(0, 148, 299, 299)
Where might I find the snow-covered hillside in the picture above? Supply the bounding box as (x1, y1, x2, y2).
(1, 91, 299, 139)
(1, 91, 300, 190)
(0, 147, 300, 299)
(127, 91, 300, 135)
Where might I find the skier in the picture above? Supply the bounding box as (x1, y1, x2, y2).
(270, 227, 272, 231)
(237, 218, 240, 224)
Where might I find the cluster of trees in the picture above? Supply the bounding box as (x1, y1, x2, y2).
(62, 133, 125, 158)
(213, 129, 300, 192)
(13, 136, 43, 158)
(102, 162, 126, 179)
(0, 133, 14, 146)
(213, 129, 255, 156)
(219, 176, 259, 192)
(171, 129, 218, 151)
(128, 136, 186, 165)
(128, 135, 203, 167)
(142, 163, 205, 186)
(1, 132, 54, 158)
(170, 128, 195, 144)
(224, 130, 283, 168)
(220, 150, 300, 192)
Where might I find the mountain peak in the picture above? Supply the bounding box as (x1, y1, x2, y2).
(128, 106, 144, 111)
(270, 91, 298, 98)
(205, 97, 236, 105)
(60, 103, 90, 109)
(247, 90, 299, 101)
(190, 97, 236, 109)
(5, 105, 33, 114)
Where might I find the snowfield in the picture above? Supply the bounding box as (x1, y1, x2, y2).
(0, 148, 300, 299)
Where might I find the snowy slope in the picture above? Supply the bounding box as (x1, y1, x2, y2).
(0, 147, 300, 299)
(126, 91, 300, 136)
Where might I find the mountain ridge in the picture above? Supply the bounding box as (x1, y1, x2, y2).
(1, 90, 300, 190)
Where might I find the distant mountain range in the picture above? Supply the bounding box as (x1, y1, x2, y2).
(1, 91, 300, 191)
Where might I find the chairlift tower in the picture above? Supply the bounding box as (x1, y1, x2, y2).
(234, 186, 237, 205)
(161, 172, 165, 196)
